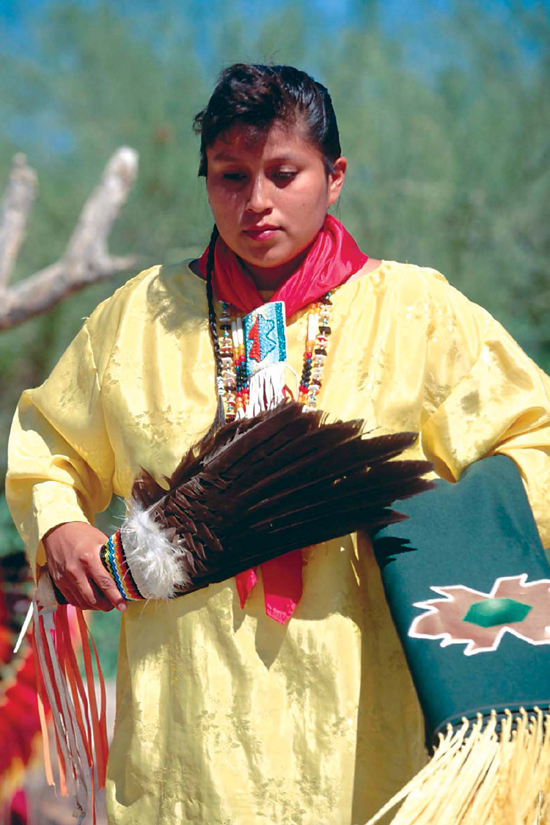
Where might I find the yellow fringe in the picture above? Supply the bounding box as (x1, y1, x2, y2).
(363, 709, 550, 825)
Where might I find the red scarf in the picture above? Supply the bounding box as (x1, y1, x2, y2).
(198, 215, 368, 623)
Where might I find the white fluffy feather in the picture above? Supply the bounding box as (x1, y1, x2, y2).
(121, 501, 192, 599)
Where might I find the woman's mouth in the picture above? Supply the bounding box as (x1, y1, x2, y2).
(243, 226, 280, 242)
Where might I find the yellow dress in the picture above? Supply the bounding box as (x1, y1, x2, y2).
(6, 260, 550, 825)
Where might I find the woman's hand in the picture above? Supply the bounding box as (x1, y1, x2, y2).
(42, 522, 127, 612)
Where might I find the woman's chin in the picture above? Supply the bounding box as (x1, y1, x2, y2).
(239, 241, 313, 272)
(239, 247, 294, 271)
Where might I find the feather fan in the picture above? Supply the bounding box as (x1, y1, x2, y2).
(105, 402, 435, 601)
(32, 402, 434, 823)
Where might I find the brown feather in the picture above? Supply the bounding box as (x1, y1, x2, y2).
(130, 402, 434, 596)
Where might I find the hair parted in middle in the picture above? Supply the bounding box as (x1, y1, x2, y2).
(193, 63, 342, 177)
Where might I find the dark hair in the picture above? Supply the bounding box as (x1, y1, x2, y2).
(193, 63, 341, 176)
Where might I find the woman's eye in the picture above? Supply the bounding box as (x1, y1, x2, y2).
(272, 170, 297, 182)
(223, 172, 247, 182)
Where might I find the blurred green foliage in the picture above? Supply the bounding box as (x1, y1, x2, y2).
(0, 0, 549, 672)
(0, 494, 25, 556)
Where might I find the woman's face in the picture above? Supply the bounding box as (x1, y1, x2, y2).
(206, 120, 346, 286)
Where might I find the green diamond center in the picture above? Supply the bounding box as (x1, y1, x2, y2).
(463, 598, 532, 628)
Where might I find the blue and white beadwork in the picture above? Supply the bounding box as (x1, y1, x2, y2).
(243, 301, 287, 382)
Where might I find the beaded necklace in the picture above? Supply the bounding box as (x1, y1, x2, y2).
(217, 292, 334, 422)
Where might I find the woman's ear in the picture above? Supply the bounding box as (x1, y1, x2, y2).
(328, 157, 347, 206)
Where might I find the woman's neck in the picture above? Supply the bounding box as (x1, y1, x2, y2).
(239, 247, 310, 292)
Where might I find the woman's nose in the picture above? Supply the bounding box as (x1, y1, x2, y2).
(246, 175, 270, 212)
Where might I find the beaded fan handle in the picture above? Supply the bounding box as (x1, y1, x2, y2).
(47, 532, 144, 604)
(99, 531, 145, 601)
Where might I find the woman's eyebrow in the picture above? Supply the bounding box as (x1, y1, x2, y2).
(210, 151, 242, 162)
(269, 154, 301, 163)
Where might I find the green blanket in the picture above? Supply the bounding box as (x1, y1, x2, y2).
(373, 454, 550, 741)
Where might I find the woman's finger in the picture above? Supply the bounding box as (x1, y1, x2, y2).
(49, 576, 89, 610)
(87, 552, 127, 612)
(88, 579, 114, 612)
(58, 563, 103, 610)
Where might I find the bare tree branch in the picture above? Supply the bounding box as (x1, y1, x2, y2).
(0, 147, 139, 331)
(0, 154, 38, 291)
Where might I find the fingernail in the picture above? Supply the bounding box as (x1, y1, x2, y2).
(117, 603, 127, 612)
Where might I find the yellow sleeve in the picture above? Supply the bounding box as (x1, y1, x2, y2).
(6, 321, 115, 575)
(419, 278, 550, 547)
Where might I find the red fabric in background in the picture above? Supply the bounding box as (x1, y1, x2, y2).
(9, 789, 29, 825)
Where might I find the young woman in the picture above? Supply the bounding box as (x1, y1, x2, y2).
(7, 64, 550, 824)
